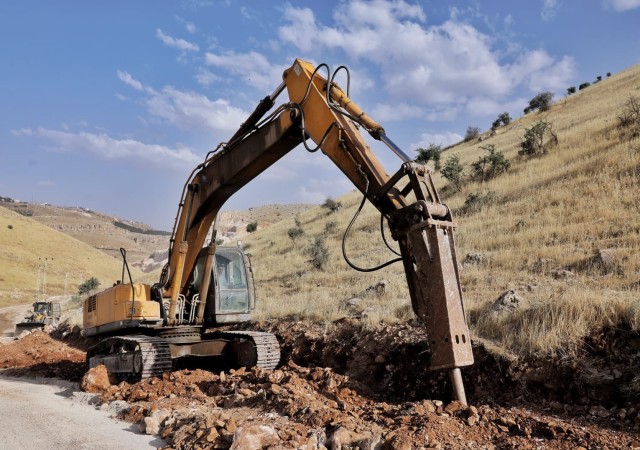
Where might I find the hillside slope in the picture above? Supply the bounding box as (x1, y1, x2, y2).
(0, 205, 138, 305)
(244, 63, 640, 357)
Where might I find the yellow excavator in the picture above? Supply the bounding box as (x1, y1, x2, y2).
(83, 59, 474, 403)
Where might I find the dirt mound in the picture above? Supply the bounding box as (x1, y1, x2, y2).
(2, 318, 640, 448)
(0, 330, 86, 380)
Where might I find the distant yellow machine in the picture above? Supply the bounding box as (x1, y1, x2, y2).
(84, 59, 473, 403)
(15, 301, 61, 335)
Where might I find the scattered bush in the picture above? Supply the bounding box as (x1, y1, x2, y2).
(595, 75, 602, 83)
(567, 86, 576, 95)
(415, 143, 442, 169)
(78, 277, 100, 295)
(323, 221, 338, 235)
(491, 112, 512, 130)
(246, 221, 258, 233)
(607, 72, 612, 77)
(519, 119, 558, 156)
(440, 154, 464, 190)
(308, 236, 329, 270)
(215, 238, 224, 245)
(617, 96, 640, 139)
(471, 144, 510, 181)
(579, 82, 590, 90)
(464, 126, 481, 142)
(287, 226, 304, 244)
(322, 198, 342, 213)
(462, 191, 496, 214)
(526, 92, 554, 114)
(7, 224, 13, 230)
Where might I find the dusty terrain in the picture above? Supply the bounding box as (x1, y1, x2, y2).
(1, 302, 639, 449)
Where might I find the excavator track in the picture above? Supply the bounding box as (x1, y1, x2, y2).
(209, 330, 280, 370)
(87, 335, 172, 380)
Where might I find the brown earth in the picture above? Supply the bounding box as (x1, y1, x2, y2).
(2, 319, 640, 449)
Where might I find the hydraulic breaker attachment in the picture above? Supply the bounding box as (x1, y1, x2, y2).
(383, 163, 474, 403)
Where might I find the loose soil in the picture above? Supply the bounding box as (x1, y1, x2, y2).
(1, 314, 640, 449)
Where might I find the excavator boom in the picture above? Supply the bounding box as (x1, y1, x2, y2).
(84, 58, 473, 403)
(160, 59, 473, 400)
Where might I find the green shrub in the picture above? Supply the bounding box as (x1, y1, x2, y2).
(322, 198, 342, 213)
(78, 277, 100, 295)
(471, 144, 510, 181)
(287, 226, 304, 244)
(246, 221, 258, 233)
(463, 191, 496, 214)
(308, 236, 329, 270)
(567, 86, 576, 95)
(324, 221, 338, 235)
(519, 119, 558, 157)
(415, 143, 442, 169)
(440, 154, 464, 190)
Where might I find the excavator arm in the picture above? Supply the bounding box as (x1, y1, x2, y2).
(161, 59, 473, 402)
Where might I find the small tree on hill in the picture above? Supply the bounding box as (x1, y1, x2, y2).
(440, 154, 464, 191)
(322, 197, 342, 213)
(464, 126, 481, 142)
(415, 143, 442, 169)
(491, 112, 512, 130)
(246, 221, 258, 233)
(567, 86, 576, 95)
(78, 277, 100, 295)
(527, 92, 554, 113)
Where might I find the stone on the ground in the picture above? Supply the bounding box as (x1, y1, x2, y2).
(80, 364, 111, 393)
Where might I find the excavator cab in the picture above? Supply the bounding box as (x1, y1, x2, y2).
(192, 246, 255, 326)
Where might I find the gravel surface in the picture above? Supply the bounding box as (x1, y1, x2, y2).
(0, 375, 164, 450)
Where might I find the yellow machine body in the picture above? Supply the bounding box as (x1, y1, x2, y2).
(83, 283, 161, 336)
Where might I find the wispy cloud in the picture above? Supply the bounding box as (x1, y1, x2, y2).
(541, 0, 559, 21)
(603, 0, 640, 10)
(410, 131, 464, 149)
(156, 28, 199, 52)
(12, 127, 201, 168)
(117, 71, 248, 133)
(176, 15, 197, 34)
(204, 50, 286, 91)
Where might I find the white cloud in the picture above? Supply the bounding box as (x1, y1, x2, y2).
(604, 0, 640, 10)
(297, 178, 353, 203)
(156, 29, 199, 52)
(278, 3, 575, 114)
(13, 127, 201, 168)
(204, 51, 286, 91)
(176, 16, 197, 34)
(117, 70, 147, 92)
(146, 86, 247, 133)
(410, 131, 463, 149)
(117, 71, 248, 133)
(195, 68, 220, 86)
(371, 102, 424, 122)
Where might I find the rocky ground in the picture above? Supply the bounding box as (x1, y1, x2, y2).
(1, 315, 640, 449)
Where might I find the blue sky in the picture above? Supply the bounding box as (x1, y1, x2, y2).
(1, 0, 639, 230)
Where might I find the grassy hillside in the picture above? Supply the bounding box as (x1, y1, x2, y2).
(244, 63, 640, 358)
(0, 205, 141, 307)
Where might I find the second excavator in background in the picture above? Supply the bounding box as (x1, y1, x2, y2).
(83, 58, 474, 403)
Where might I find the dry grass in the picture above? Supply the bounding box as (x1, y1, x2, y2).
(0, 206, 140, 307)
(244, 63, 640, 358)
